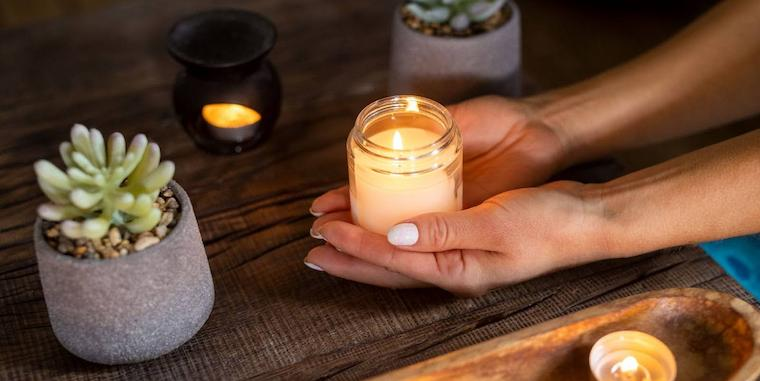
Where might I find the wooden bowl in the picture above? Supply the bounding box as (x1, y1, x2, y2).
(371, 288, 760, 381)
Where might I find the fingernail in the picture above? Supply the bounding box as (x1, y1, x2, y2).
(310, 228, 324, 240)
(387, 223, 419, 246)
(309, 208, 324, 217)
(304, 261, 324, 272)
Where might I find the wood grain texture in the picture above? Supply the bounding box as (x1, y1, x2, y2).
(0, 0, 756, 380)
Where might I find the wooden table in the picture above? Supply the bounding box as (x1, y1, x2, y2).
(1, 0, 755, 379)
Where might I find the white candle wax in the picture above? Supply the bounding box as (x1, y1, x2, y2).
(348, 96, 463, 235)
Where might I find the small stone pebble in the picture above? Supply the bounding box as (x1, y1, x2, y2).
(46, 227, 59, 238)
(103, 248, 119, 259)
(73, 246, 87, 257)
(154, 225, 168, 239)
(159, 212, 174, 226)
(108, 227, 122, 245)
(134, 236, 160, 251)
(165, 198, 179, 210)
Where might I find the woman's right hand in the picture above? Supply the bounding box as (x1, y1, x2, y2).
(446, 95, 569, 206)
(307, 180, 611, 296)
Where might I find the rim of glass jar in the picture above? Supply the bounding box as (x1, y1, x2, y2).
(351, 95, 458, 162)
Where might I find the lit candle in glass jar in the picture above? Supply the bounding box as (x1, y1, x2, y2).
(202, 103, 262, 143)
(590, 331, 676, 381)
(348, 95, 463, 235)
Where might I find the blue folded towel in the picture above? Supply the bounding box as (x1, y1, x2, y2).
(700, 234, 760, 300)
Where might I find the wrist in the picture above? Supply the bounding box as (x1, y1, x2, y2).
(525, 89, 591, 169)
(576, 182, 629, 260)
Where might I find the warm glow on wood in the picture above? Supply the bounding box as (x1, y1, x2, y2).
(202, 103, 261, 128)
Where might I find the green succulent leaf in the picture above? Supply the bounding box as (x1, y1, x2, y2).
(125, 208, 161, 233)
(107, 132, 126, 170)
(34, 160, 72, 191)
(89, 128, 106, 167)
(38, 203, 80, 221)
(38, 179, 70, 204)
(59, 142, 75, 168)
(128, 143, 160, 186)
(70, 188, 103, 209)
(141, 161, 174, 192)
(126, 193, 153, 217)
(70, 124, 95, 164)
(82, 218, 110, 240)
(60, 220, 84, 239)
(71, 151, 99, 175)
(120, 134, 148, 179)
(113, 191, 135, 210)
(406, 3, 450, 23)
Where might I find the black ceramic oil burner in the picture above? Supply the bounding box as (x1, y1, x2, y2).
(168, 9, 281, 154)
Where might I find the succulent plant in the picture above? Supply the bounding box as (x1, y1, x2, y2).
(405, 0, 506, 31)
(34, 124, 175, 240)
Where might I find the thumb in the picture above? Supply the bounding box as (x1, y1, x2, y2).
(386, 205, 499, 252)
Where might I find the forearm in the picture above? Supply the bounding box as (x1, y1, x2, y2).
(588, 129, 760, 257)
(530, 0, 760, 166)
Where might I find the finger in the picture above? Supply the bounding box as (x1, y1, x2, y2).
(305, 245, 428, 289)
(316, 221, 443, 284)
(317, 221, 490, 296)
(310, 211, 352, 239)
(310, 186, 349, 216)
(385, 203, 501, 252)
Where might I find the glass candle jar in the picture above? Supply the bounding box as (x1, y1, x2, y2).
(347, 95, 463, 235)
(589, 331, 677, 381)
(168, 9, 281, 154)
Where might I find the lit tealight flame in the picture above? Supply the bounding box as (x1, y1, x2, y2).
(392, 130, 404, 150)
(202, 103, 261, 129)
(405, 97, 419, 113)
(611, 356, 651, 381)
(613, 356, 640, 373)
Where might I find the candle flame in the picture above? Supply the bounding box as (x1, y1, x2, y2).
(613, 356, 640, 373)
(202, 103, 261, 128)
(392, 130, 403, 150)
(405, 97, 419, 113)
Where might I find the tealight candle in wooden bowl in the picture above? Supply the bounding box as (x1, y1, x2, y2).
(347, 95, 463, 235)
(590, 330, 677, 381)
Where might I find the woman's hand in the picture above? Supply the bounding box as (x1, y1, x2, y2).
(448, 96, 568, 205)
(307, 181, 609, 296)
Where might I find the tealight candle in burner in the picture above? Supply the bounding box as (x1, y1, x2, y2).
(347, 95, 463, 235)
(202, 103, 262, 143)
(168, 9, 281, 154)
(590, 331, 676, 381)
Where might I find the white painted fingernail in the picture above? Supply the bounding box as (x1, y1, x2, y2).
(310, 228, 324, 240)
(309, 208, 324, 217)
(304, 261, 324, 272)
(387, 223, 419, 246)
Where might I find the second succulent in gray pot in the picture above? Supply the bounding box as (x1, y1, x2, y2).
(32, 125, 214, 365)
(389, 0, 521, 104)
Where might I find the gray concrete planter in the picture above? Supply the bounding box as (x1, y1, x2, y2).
(33, 181, 214, 365)
(388, 0, 521, 104)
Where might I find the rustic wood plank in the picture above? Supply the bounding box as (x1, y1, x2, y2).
(0, 0, 756, 380)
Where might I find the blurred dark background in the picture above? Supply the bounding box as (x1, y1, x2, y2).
(2, 0, 755, 171)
